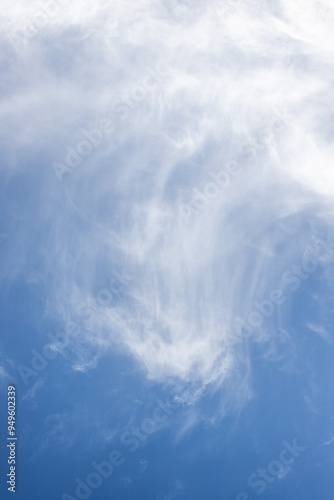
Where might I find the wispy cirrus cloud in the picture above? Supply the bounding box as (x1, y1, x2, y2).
(157, 479, 184, 500)
(1, 0, 334, 420)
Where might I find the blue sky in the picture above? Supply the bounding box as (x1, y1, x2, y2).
(1, 0, 334, 499)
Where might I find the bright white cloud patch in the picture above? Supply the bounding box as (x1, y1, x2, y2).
(1, 0, 334, 413)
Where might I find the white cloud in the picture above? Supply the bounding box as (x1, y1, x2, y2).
(157, 479, 184, 500)
(306, 322, 330, 342)
(0, 366, 9, 383)
(22, 380, 44, 401)
(1, 0, 334, 416)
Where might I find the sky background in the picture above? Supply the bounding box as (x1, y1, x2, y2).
(1, 0, 334, 499)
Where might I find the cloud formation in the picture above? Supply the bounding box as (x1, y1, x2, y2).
(1, 0, 334, 415)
